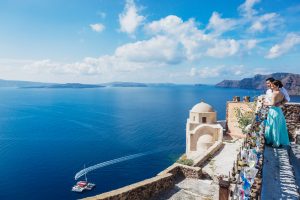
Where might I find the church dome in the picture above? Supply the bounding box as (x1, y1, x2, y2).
(191, 101, 215, 113)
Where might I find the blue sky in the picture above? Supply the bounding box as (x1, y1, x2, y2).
(0, 0, 300, 84)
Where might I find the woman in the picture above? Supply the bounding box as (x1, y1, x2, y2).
(264, 80, 290, 147)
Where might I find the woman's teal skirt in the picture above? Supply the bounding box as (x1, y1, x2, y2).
(265, 106, 290, 147)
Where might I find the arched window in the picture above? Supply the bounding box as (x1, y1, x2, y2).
(202, 117, 207, 123)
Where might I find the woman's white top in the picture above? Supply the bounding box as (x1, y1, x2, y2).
(265, 87, 290, 103)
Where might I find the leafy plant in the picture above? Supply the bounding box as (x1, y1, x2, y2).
(234, 103, 256, 134)
(176, 155, 194, 166)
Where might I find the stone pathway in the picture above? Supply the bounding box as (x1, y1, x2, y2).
(289, 144, 300, 190)
(202, 139, 242, 181)
(261, 145, 300, 199)
(155, 179, 219, 200)
(154, 139, 243, 200)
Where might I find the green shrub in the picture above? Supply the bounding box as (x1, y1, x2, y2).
(176, 158, 194, 166)
(234, 103, 255, 134)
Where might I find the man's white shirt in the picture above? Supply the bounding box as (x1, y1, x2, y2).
(280, 87, 290, 102)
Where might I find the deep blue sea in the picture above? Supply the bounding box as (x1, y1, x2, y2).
(0, 86, 299, 200)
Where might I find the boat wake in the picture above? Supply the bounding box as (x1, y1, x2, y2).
(74, 148, 170, 180)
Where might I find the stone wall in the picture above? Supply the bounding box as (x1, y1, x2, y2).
(193, 141, 223, 167)
(83, 173, 175, 200)
(225, 101, 300, 141)
(158, 163, 202, 179)
(180, 165, 202, 179)
(84, 163, 202, 200)
(226, 101, 254, 138)
(282, 102, 300, 142)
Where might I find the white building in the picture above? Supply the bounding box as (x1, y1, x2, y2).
(186, 101, 223, 159)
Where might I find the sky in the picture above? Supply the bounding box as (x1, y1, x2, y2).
(0, 0, 300, 84)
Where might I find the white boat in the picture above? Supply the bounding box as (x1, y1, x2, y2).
(85, 182, 96, 190)
(72, 165, 96, 192)
(72, 185, 85, 192)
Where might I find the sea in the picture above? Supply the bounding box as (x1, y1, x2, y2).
(0, 85, 299, 200)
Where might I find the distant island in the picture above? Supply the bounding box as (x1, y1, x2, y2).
(0, 79, 178, 88)
(216, 72, 300, 95)
(22, 83, 105, 89)
(194, 83, 209, 87)
(102, 82, 147, 87)
(3, 74, 299, 94)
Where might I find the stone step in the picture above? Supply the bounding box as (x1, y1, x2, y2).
(261, 146, 300, 199)
(289, 144, 300, 190)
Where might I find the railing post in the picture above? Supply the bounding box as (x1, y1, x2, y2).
(219, 177, 230, 200)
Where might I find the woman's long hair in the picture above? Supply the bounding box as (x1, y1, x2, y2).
(273, 80, 283, 88)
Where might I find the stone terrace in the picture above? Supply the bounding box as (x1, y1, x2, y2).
(83, 102, 300, 200)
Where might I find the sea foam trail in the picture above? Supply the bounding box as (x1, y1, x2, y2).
(74, 148, 169, 180)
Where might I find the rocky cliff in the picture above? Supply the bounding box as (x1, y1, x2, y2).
(216, 73, 300, 95)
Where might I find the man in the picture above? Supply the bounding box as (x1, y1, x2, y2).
(265, 77, 290, 104)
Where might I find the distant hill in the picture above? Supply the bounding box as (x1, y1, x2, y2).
(22, 83, 105, 89)
(0, 79, 164, 88)
(147, 83, 177, 87)
(0, 79, 181, 88)
(0, 79, 104, 88)
(194, 83, 210, 87)
(216, 72, 300, 95)
(102, 82, 148, 87)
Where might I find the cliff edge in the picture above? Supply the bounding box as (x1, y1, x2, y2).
(216, 72, 300, 95)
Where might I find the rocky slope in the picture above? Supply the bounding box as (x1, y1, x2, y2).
(216, 73, 300, 95)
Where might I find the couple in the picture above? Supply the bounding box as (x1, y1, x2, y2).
(263, 77, 290, 148)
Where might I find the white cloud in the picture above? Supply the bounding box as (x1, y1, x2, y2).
(146, 15, 212, 60)
(22, 14, 258, 79)
(250, 21, 263, 32)
(189, 66, 213, 78)
(22, 51, 150, 78)
(237, 0, 283, 34)
(190, 65, 247, 78)
(11, 0, 298, 83)
(238, 0, 260, 18)
(244, 39, 258, 49)
(248, 13, 280, 33)
(198, 67, 222, 78)
(90, 23, 105, 32)
(206, 39, 240, 58)
(251, 67, 272, 75)
(115, 35, 184, 64)
(266, 33, 300, 58)
(119, 0, 145, 35)
(189, 67, 197, 77)
(206, 12, 237, 35)
(146, 15, 244, 60)
(146, 15, 194, 35)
